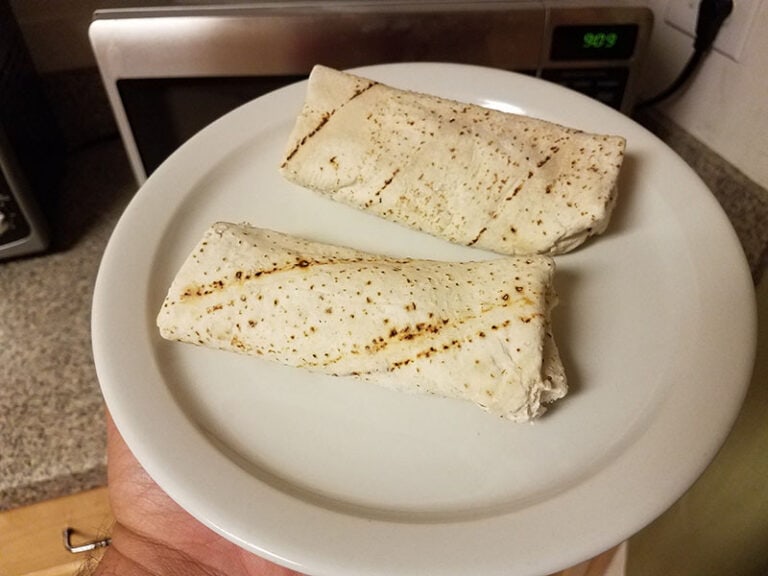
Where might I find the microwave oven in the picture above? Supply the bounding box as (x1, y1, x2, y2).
(90, 0, 653, 185)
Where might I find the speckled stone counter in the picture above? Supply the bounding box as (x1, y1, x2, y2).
(1, 108, 766, 511)
(0, 139, 135, 510)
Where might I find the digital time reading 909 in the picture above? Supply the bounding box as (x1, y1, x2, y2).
(583, 31, 618, 49)
(551, 24, 639, 61)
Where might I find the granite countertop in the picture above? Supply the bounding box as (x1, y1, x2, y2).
(0, 139, 135, 509)
(1, 110, 767, 511)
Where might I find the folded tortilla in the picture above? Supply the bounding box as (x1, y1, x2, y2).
(279, 65, 625, 256)
(157, 222, 566, 422)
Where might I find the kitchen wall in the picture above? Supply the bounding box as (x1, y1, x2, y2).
(8, 0, 768, 190)
(7, 0, 99, 71)
(637, 0, 768, 190)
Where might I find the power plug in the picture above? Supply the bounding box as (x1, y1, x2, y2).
(665, 0, 762, 61)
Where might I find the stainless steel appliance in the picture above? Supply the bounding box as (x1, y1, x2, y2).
(90, 0, 653, 185)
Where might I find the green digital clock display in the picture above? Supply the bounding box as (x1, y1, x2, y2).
(551, 25, 638, 61)
(582, 31, 619, 50)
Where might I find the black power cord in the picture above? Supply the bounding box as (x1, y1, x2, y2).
(635, 0, 734, 110)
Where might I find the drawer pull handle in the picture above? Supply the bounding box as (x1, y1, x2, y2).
(62, 527, 112, 554)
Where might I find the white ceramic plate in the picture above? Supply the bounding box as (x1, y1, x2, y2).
(92, 63, 756, 576)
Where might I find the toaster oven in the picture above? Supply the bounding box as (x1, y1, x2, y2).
(90, 1, 653, 185)
(1, 1, 57, 260)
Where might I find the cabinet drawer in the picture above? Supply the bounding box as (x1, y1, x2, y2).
(0, 487, 113, 576)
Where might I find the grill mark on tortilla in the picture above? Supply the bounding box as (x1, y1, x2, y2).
(368, 168, 400, 205)
(468, 226, 488, 246)
(182, 267, 541, 373)
(318, 299, 536, 373)
(281, 80, 378, 166)
(317, 317, 453, 371)
(464, 168, 537, 246)
(179, 254, 412, 300)
(536, 144, 562, 169)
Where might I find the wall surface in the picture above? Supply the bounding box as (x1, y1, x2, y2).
(8, 0, 100, 71)
(8, 0, 768, 189)
(637, 0, 768, 190)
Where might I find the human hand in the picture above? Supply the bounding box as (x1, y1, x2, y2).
(93, 410, 305, 576)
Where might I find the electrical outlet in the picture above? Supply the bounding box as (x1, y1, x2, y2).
(664, 0, 762, 61)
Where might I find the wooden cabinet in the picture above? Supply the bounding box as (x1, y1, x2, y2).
(0, 487, 113, 576)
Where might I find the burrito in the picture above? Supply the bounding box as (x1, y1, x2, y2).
(280, 65, 625, 256)
(157, 222, 566, 422)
